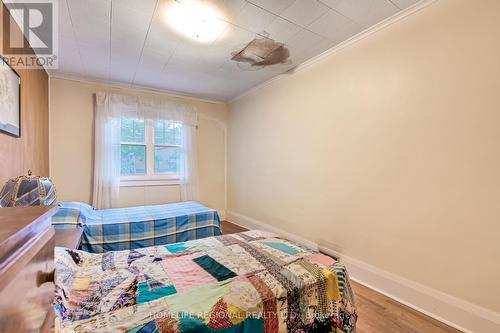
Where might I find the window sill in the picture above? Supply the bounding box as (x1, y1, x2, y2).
(120, 177, 181, 187)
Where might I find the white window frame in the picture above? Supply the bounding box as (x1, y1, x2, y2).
(120, 119, 181, 187)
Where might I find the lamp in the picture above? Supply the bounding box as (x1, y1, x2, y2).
(0, 170, 57, 207)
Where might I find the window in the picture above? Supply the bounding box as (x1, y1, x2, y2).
(154, 120, 182, 174)
(120, 118, 146, 175)
(120, 117, 183, 186)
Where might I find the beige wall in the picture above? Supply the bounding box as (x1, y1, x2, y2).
(50, 77, 228, 216)
(228, 0, 500, 314)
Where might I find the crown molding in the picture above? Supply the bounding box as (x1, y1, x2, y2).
(228, 0, 437, 104)
(49, 72, 226, 105)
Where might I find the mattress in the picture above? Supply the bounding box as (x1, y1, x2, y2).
(52, 201, 222, 252)
(54, 230, 357, 333)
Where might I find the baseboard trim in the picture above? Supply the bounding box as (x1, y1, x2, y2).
(320, 247, 500, 333)
(226, 210, 500, 333)
(226, 211, 318, 251)
(218, 210, 227, 221)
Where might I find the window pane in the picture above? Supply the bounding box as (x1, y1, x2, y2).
(121, 118, 145, 143)
(154, 120, 182, 145)
(155, 146, 181, 174)
(154, 120, 165, 144)
(121, 145, 146, 175)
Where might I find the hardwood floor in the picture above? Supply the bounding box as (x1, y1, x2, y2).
(354, 282, 461, 333)
(221, 221, 462, 333)
(221, 220, 248, 234)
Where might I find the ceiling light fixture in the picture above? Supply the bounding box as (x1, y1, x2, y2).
(166, 1, 226, 43)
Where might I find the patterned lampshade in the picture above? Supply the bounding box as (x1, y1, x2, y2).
(0, 170, 57, 207)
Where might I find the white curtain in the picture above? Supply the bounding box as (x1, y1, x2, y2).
(93, 93, 121, 209)
(92, 92, 199, 208)
(179, 123, 198, 201)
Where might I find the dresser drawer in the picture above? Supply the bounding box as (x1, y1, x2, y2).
(0, 227, 55, 333)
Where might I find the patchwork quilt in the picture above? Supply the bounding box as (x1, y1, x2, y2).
(52, 201, 222, 252)
(54, 230, 357, 333)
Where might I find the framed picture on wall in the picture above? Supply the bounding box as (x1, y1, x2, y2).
(0, 56, 21, 137)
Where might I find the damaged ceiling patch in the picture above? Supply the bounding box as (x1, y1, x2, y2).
(231, 36, 291, 70)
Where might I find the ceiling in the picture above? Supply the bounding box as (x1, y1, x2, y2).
(55, 0, 421, 101)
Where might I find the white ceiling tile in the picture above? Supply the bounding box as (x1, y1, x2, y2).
(311, 38, 336, 55)
(67, 0, 111, 27)
(286, 29, 324, 53)
(152, 0, 170, 21)
(112, 3, 153, 40)
(247, 0, 295, 16)
(133, 73, 167, 91)
(308, 9, 352, 35)
(217, 62, 261, 86)
(144, 39, 176, 59)
(330, 23, 365, 44)
(233, 2, 278, 34)
(114, 48, 145, 70)
(68, 0, 110, 45)
(58, 58, 85, 75)
(59, 37, 80, 56)
(72, 22, 110, 46)
(83, 69, 109, 81)
(205, 40, 237, 57)
(308, 9, 363, 42)
(78, 43, 109, 62)
(167, 42, 203, 69)
(112, 0, 157, 14)
(198, 45, 232, 69)
(173, 40, 205, 57)
(215, 25, 254, 51)
(263, 17, 302, 43)
(291, 37, 334, 64)
(111, 31, 144, 55)
(58, 38, 84, 74)
(214, 69, 272, 97)
(108, 71, 134, 84)
(389, 0, 420, 9)
(78, 43, 110, 80)
(320, 0, 399, 27)
(57, 62, 85, 76)
(133, 48, 170, 86)
(280, 0, 329, 27)
(144, 20, 181, 55)
(58, 0, 74, 39)
(109, 54, 137, 83)
(162, 63, 214, 91)
(215, 61, 295, 99)
(109, 38, 144, 83)
(218, 60, 244, 74)
(204, 0, 247, 22)
(141, 48, 170, 69)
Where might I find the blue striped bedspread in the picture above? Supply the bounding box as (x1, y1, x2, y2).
(52, 201, 222, 253)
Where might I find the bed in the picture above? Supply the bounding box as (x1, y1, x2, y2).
(51, 201, 222, 253)
(54, 230, 357, 333)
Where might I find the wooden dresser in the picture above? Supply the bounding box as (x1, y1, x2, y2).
(0, 206, 58, 333)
